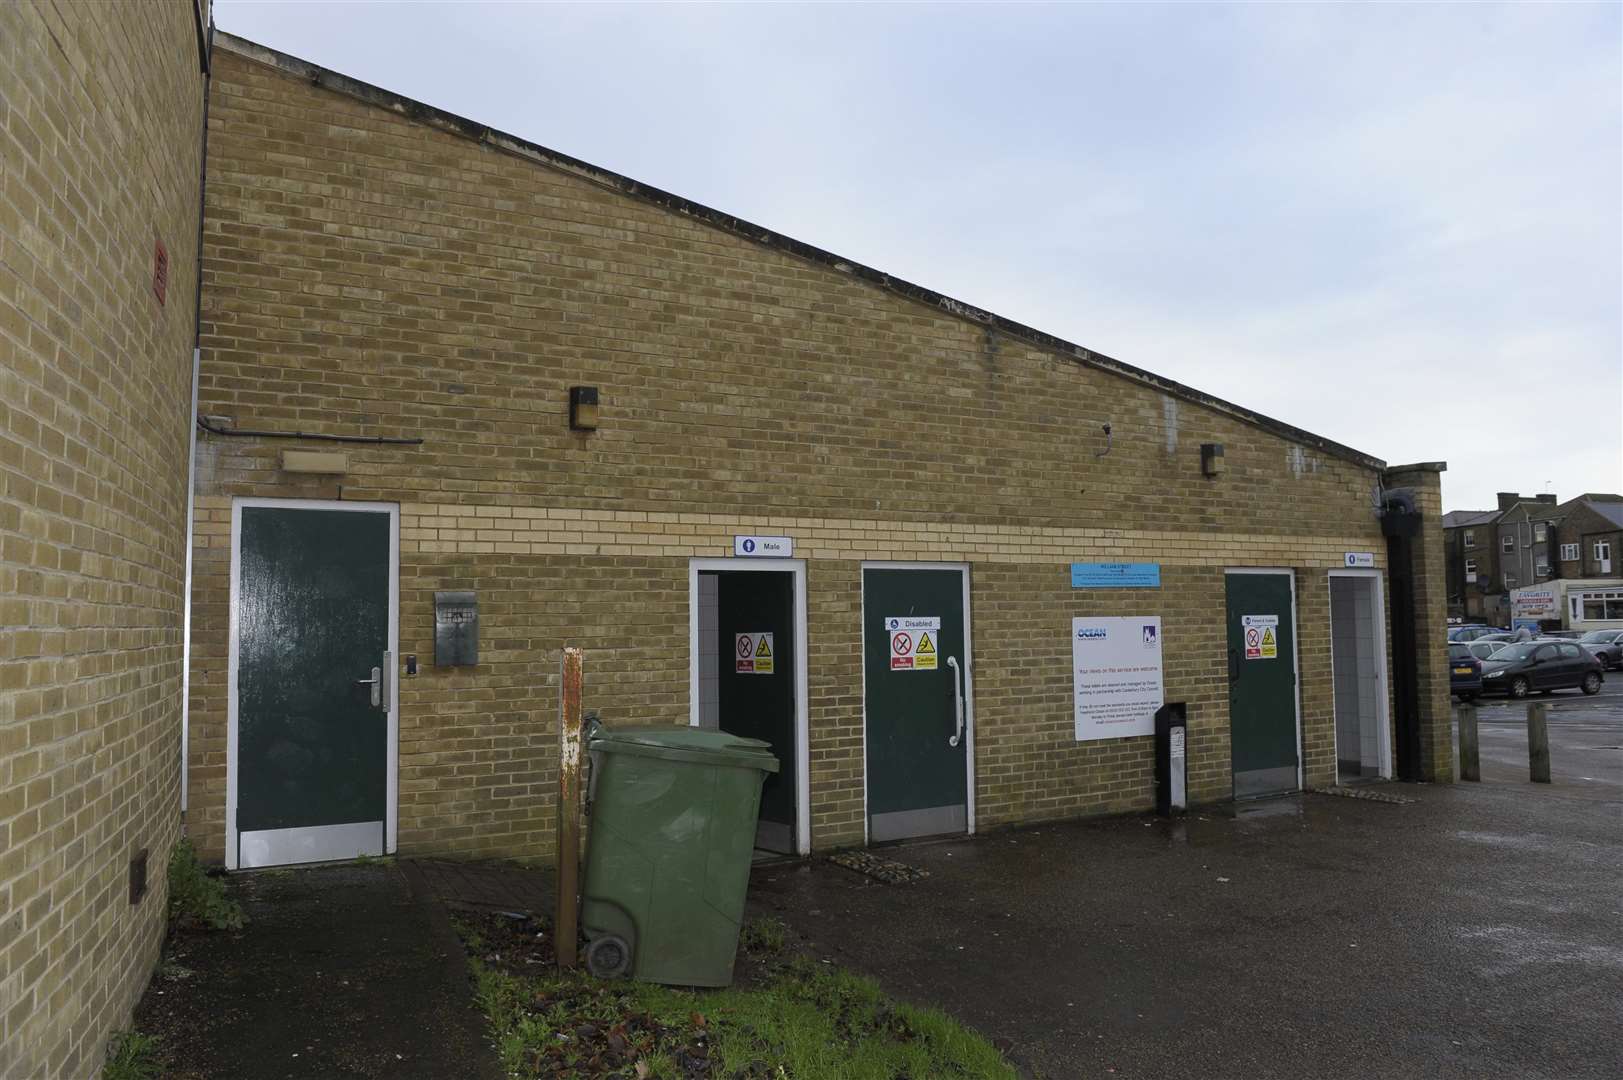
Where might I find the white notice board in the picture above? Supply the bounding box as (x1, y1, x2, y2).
(1073, 616, 1164, 741)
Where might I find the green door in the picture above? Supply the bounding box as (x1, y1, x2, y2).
(1224, 571, 1299, 798)
(715, 570, 796, 854)
(863, 568, 969, 841)
(236, 505, 392, 867)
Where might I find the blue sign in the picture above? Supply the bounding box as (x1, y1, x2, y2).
(1070, 562, 1161, 589)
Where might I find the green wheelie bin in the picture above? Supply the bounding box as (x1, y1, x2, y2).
(579, 726, 780, 986)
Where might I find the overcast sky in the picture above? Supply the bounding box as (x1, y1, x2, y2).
(217, 1, 1621, 511)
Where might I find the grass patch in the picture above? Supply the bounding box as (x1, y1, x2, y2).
(167, 837, 245, 931)
(457, 911, 1016, 1079)
(102, 1030, 162, 1080)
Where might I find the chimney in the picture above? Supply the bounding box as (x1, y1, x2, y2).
(1535, 493, 1557, 504)
(1496, 492, 1522, 511)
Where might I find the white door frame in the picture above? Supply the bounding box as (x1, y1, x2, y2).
(688, 558, 810, 856)
(1327, 569, 1394, 779)
(226, 497, 400, 870)
(858, 562, 976, 845)
(1224, 568, 1304, 792)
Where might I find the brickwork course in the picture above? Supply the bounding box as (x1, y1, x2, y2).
(185, 35, 1455, 868)
(0, 2, 206, 1076)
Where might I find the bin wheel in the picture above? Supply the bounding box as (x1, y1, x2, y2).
(586, 935, 631, 979)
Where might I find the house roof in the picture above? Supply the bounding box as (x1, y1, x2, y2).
(1589, 500, 1623, 529)
(213, 30, 1392, 473)
(1441, 510, 1500, 529)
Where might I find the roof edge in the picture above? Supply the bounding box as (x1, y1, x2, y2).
(213, 30, 1390, 473)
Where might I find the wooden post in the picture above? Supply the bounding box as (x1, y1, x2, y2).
(557, 647, 584, 968)
(1526, 702, 1550, 784)
(1457, 703, 1480, 782)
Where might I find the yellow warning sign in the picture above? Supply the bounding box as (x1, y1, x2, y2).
(1260, 626, 1278, 660)
(914, 629, 938, 670)
(754, 633, 774, 674)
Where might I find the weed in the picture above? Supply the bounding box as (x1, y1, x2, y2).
(102, 1031, 162, 1080)
(352, 852, 393, 867)
(738, 916, 788, 956)
(167, 838, 245, 931)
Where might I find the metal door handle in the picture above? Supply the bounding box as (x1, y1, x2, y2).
(355, 667, 382, 708)
(947, 656, 965, 747)
(355, 654, 391, 710)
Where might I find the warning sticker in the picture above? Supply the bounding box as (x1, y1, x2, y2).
(913, 629, 938, 670)
(889, 630, 914, 670)
(1242, 615, 1279, 661)
(736, 632, 775, 674)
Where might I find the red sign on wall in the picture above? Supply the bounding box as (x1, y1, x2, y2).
(153, 238, 168, 307)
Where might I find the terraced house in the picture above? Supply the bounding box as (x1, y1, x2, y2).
(1, 5, 1454, 1075)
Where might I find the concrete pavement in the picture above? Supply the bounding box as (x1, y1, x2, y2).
(749, 697, 1622, 1080)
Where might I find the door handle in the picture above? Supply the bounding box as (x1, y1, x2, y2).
(354, 653, 391, 710)
(947, 656, 965, 748)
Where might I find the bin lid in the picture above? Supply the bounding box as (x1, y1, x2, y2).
(589, 726, 781, 772)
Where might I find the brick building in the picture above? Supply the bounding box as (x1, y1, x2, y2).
(1443, 493, 1623, 627)
(0, 2, 208, 1076)
(2, 11, 1457, 1075)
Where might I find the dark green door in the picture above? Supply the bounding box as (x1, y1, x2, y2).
(863, 568, 969, 841)
(716, 570, 795, 854)
(1225, 571, 1298, 798)
(236, 505, 391, 867)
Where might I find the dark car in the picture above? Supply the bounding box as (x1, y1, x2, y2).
(1479, 640, 1605, 699)
(1448, 624, 1498, 642)
(1448, 643, 1483, 701)
(1578, 628, 1623, 671)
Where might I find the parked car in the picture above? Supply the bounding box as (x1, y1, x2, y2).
(1448, 643, 1483, 701)
(1448, 625, 1498, 642)
(1541, 630, 1586, 640)
(1462, 640, 1507, 663)
(1477, 628, 1534, 644)
(1478, 641, 1605, 699)
(1578, 628, 1623, 671)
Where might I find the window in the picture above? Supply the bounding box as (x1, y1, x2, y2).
(1576, 590, 1623, 621)
(1560, 543, 1579, 561)
(1504, 573, 1518, 589)
(1502, 534, 1515, 553)
(1595, 540, 1613, 563)
(1536, 561, 1549, 578)
(1534, 523, 1547, 542)
(1464, 558, 1478, 580)
(1463, 530, 1476, 549)
(1558, 643, 1582, 660)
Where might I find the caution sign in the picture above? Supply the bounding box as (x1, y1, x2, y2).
(1242, 614, 1279, 661)
(914, 629, 938, 670)
(736, 632, 774, 675)
(885, 616, 939, 672)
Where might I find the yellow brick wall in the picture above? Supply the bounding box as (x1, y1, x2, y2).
(190, 41, 1413, 865)
(0, 2, 204, 1076)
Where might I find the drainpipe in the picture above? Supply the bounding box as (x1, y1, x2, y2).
(181, 20, 213, 813)
(1381, 489, 1423, 781)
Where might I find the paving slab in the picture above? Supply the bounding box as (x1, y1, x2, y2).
(136, 863, 501, 1080)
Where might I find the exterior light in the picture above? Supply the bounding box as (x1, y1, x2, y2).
(569, 386, 599, 431)
(1201, 443, 1225, 477)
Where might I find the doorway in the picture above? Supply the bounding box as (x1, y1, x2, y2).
(1224, 569, 1301, 798)
(861, 564, 975, 843)
(1329, 571, 1392, 780)
(689, 560, 809, 856)
(227, 498, 399, 869)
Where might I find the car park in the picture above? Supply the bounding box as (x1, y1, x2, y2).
(1578, 628, 1623, 671)
(1478, 640, 1605, 699)
(1447, 643, 1483, 701)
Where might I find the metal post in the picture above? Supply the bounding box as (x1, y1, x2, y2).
(557, 647, 584, 968)
(1457, 703, 1480, 782)
(1526, 702, 1550, 784)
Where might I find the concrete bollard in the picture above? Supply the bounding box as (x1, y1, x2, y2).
(1526, 702, 1551, 784)
(1458, 703, 1480, 782)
